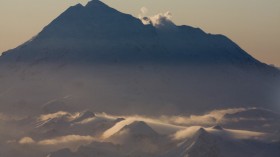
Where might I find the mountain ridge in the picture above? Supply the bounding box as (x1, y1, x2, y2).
(1, 0, 277, 74)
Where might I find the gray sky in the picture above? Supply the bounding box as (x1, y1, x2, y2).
(0, 0, 279, 66)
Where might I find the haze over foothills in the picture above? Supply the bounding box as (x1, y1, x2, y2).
(0, 0, 279, 66)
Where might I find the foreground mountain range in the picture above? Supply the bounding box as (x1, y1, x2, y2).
(0, 0, 279, 156)
(0, 108, 279, 157)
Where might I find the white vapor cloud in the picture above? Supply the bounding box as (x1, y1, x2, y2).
(172, 126, 268, 141)
(173, 126, 202, 140)
(139, 11, 176, 29)
(149, 12, 174, 28)
(138, 6, 175, 28)
(18, 137, 35, 144)
(18, 135, 95, 150)
(19, 135, 95, 146)
(160, 108, 247, 126)
(37, 135, 94, 146)
(38, 111, 71, 121)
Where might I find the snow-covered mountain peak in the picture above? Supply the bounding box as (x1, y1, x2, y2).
(193, 127, 212, 140)
(119, 121, 159, 136)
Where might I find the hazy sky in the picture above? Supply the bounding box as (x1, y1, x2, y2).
(0, 0, 279, 66)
